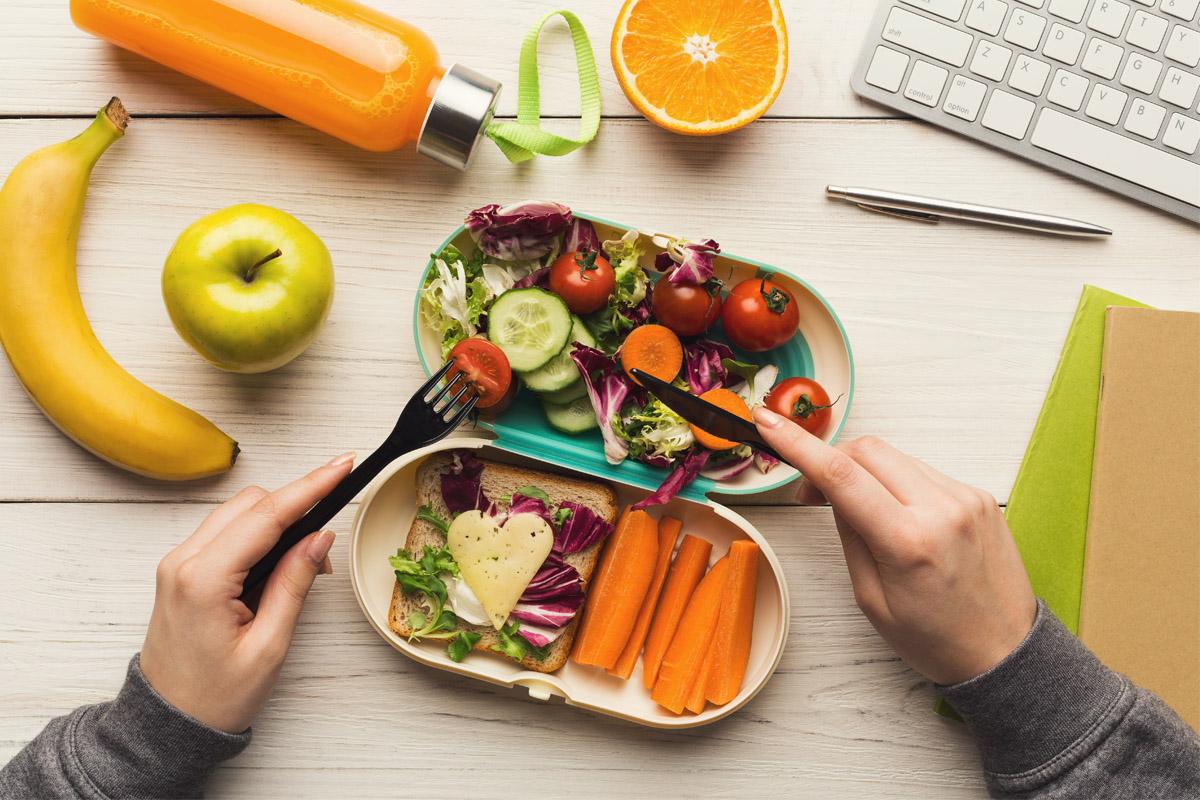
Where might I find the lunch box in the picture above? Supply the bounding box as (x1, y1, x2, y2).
(348, 211, 854, 727)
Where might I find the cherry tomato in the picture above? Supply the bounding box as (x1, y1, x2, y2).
(446, 338, 512, 409)
(765, 377, 840, 436)
(477, 373, 519, 420)
(651, 278, 723, 337)
(720, 276, 799, 352)
(549, 250, 615, 315)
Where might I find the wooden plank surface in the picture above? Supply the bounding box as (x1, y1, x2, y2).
(0, 0, 888, 119)
(2, 0, 1198, 797)
(0, 503, 988, 799)
(0, 117, 1194, 504)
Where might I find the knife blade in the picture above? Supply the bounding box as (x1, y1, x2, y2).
(628, 368, 786, 464)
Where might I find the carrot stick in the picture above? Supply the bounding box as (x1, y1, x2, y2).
(571, 508, 660, 669)
(651, 557, 730, 715)
(607, 516, 683, 680)
(621, 324, 683, 387)
(642, 535, 713, 688)
(685, 649, 714, 714)
(705, 540, 761, 705)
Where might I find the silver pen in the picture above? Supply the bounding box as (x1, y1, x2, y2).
(826, 185, 1112, 238)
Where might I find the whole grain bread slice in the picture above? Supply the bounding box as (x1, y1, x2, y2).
(388, 452, 619, 673)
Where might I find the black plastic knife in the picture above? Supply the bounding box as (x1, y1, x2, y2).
(629, 368, 786, 464)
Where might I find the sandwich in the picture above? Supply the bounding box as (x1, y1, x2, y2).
(388, 450, 619, 673)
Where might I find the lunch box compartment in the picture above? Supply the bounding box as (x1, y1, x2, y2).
(350, 438, 790, 729)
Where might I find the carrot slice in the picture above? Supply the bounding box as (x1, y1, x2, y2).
(621, 324, 683, 387)
(571, 508, 660, 669)
(651, 557, 730, 714)
(642, 534, 713, 688)
(705, 540, 761, 705)
(690, 389, 753, 450)
(607, 516, 683, 680)
(685, 649, 714, 714)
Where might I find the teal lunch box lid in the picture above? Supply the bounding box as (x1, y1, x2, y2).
(412, 210, 855, 505)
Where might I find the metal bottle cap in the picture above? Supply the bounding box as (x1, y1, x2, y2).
(417, 64, 502, 171)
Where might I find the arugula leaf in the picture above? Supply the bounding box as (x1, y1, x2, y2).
(416, 503, 450, 534)
(553, 506, 573, 531)
(446, 631, 483, 663)
(513, 485, 550, 504)
(490, 620, 550, 662)
(389, 546, 462, 642)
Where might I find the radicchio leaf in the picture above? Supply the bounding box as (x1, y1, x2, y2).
(631, 448, 713, 511)
(464, 201, 572, 261)
(754, 450, 782, 474)
(700, 454, 755, 481)
(511, 619, 569, 648)
(512, 266, 551, 289)
(511, 551, 585, 630)
(563, 217, 601, 254)
(556, 501, 615, 555)
(682, 339, 735, 395)
(570, 344, 641, 465)
(657, 238, 721, 284)
(440, 450, 488, 514)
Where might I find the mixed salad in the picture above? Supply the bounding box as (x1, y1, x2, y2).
(421, 201, 840, 506)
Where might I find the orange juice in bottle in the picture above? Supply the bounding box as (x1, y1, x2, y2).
(71, 0, 501, 168)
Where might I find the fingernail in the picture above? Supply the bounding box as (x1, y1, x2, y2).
(753, 407, 785, 429)
(326, 451, 355, 468)
(306, 530, 335, 565)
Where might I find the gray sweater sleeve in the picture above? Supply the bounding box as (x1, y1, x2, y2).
(939, 599, 1200, 799)
(0, 654, 250, 799)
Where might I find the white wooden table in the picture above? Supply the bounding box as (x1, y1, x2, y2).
(1, 2, 1196, 797)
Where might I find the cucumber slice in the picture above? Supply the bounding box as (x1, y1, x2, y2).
(519, 316, 596, 393)
(538, 379, 587, 406)
(486, 288, 572, 372)
(542, 396, 599, 434)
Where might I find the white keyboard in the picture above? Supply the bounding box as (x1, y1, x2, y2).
(853, 0, 1200, 221)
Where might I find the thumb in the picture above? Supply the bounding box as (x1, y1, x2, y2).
(250, 530, 335, 653)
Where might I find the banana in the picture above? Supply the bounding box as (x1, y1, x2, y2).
(0, 98, 238, 480)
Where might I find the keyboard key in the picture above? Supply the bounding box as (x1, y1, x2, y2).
(1126, 10, 1170, 52)
(883, 8, 976, 67)
(1083, 38, 1125, 79)
(900, 0, 970, 21)
(1049, 68, 1091, 108)
(1119, 53, 1164, 93)
(906, 59, 951, 105)
(1044, 23, 1087, 63)
(1031, 108, 1200, 206)
(1087, 1, 1132, 36)
(1048, 0, 1088, 22)
(1085, 83, 1130, 123)
(1163, 113, 1200, 154)
(944, 74, 989, 119)
(866, 45, 911, 92)
(1165, 25, 1200, 67)
(1161, 0, 1200, 20)
(1159, 66, 1200, 108)
(1005, 8, 1049, 48)
(1009, 54, 1053, 93)
(966, 0, 1009, 35)
(1124, 97, 1168, 137)
(982, 88, 1037, 137)
(971, 40, 1015, 79)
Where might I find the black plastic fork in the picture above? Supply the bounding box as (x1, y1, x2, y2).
(239, 358, 479, 602)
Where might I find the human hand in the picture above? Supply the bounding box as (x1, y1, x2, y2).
(753, 408, 1036, 686)
(139, 452, 355, 733)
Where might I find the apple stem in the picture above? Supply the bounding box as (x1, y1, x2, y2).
(244, 249, 282, 283)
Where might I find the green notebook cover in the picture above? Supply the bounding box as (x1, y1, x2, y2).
(935, 285, 1149, 720)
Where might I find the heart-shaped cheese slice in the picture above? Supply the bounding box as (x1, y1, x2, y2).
(446, 510, 554, 630)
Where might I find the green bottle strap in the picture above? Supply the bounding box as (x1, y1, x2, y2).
(485, 10, 601, 163)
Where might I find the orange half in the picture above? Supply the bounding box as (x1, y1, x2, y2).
(612, 0, 788, 135)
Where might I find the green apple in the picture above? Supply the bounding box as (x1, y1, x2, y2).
(162, 204, 335, 374)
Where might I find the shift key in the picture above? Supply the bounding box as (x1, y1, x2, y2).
(882, 8, 974, 68)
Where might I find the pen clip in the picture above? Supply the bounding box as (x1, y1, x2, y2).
(857, 203, 940, 223)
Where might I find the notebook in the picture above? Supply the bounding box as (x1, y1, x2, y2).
(1078, 307, 1200, 731)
